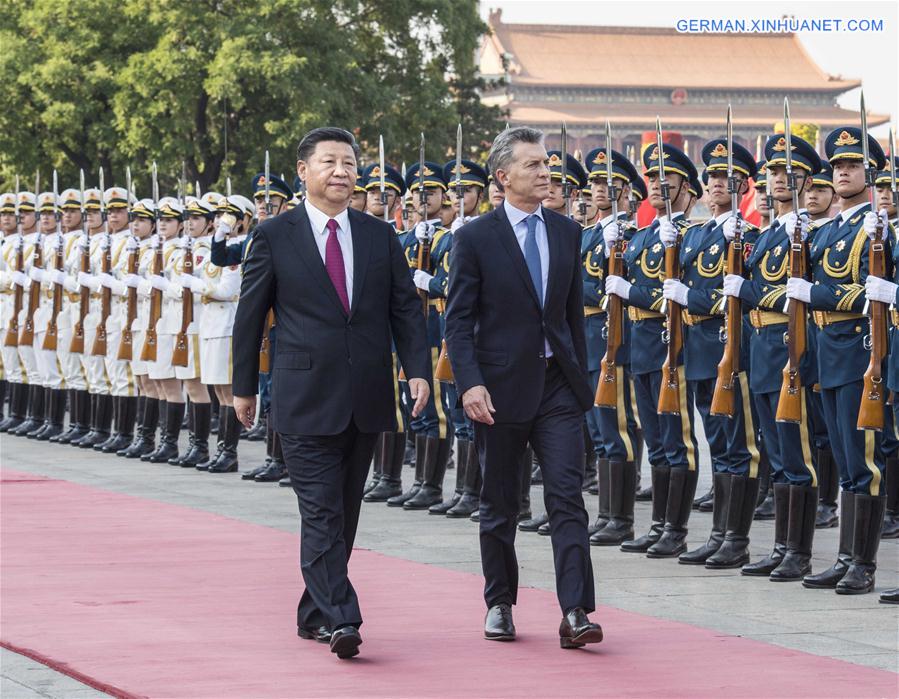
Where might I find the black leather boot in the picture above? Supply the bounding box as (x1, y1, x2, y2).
(405, 437, 450, 509)
(403, 431, 416, 465)
(176, 402, 211, 467)
(143, 401, 182, 463)
(804, 490, 854, 589)
(78, 394, 112, 448)
(647, 468, 698, 558)
(742, 482, 789, 575)
(121, 398, 159, 458)
(27, 387, 53, 439)
(169, 399, 196, 464)
(12, 384, 45, 436)
(100, 396, 138, 453)
(243, 410, 267, 441)
(880, 588, 899, 604)
(117, 396, 145, 455)
(591, 460, 636, 545)
(254, 431, 286, 480)
(34, 388, 66, 441)
(588, 458, 611, 535)
(706, 474, 759, 569)
(93, 396, 122, 451)
(208, 391, 220, 434)
(365, 432, 389, 496)
(753, 445, 774, 517)
(518, 447, 540, 527)
(694, 480, 714, 511)
(209, 407, 240, 473)
(447, 440, 481, 518)
(70, 393, 98, 447)
(680, 472, 732, 565)
(583, 425, 598, 493)
(815, 448, 839, 528)
(52, 389, 87, 443)
(0, 382, 27, 433)
(388, 434, 425, 506)
(0, 378, 5, 421)
(622, 465, 669, 553)
(881, 457, 899, 538)
(770, 484, 817, 581)
(364, 432, 405, 501)
(835, 493, 886, 595)
(238, 408, 270, 477)
(430, 437, 466, 514)
(531, 449, 542, 485)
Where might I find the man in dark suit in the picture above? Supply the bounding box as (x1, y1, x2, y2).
(232, 127, 431, 660)
(445, 126, 603, 649)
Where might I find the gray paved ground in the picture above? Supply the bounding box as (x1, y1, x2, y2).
(2, 429, 898, 695)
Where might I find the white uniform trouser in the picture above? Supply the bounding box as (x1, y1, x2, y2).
(57, 324, 88, 391)
(80, 316, 110, 395)
(34, 331, 64, 389)
(0, 344, 25, 383)
(104, 326, 135, 397)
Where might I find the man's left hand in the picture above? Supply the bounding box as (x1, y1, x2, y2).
(408, 378, 431, 418)
(233, 395, 256, 429)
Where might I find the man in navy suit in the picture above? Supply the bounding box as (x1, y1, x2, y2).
(445, 126, 603, 649)
(232, 127, 431, 660)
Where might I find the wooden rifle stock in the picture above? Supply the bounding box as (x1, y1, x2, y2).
(69, 238, 91, 354)
(90, 236, 112, 356)
(172, 241, 193, 367)
(117, 243, 139, 360)
(657, 241, 683, 414)
(4, 242, 24, 347)
(435, 339, 453, 381)
(858, 220, 887, 430)
(595, 237, 625, 408)
(417, 235, 431, 316)
(775, 223, 807, 423)
(43, 235, 65, 351)
(258, 309, 274, 373)
(19, 238, 43, 346)
(139, 241, 164, 362)
(710, 229, 743, 417)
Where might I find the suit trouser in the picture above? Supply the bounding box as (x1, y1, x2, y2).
(475, 362, 595, 614)
(690, 374, 759, 477)
(752, 389, 817, 486)
(820, 380, 883, 496)
(632, 368, 698, 471)
(281, 424, 378, 631)
(589, 366, 640, 462)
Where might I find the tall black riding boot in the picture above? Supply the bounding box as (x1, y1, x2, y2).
(835, 494, 886, 595)
(770, 484, 818, 581)
(238, 407, 270, 476)
(34, 388, 67, 441)
(647, 468, 698, 558)
(121, 397, 159, 458)
(588, 458, 611, 535)
(12, 384, 45, 436)
(804, 490, 854, 589)
(254, 430, 286, 480)
(169, 399, 196, 464)
(93, 396, 122, 450)
(622, 465, 670, 553)
(881, 458, 899, 538)
(388, 434, 425, 507)
(706, 474, 759, 569)
(243, 410, 266, 441)
(365, 433, 389, 496)
(591, 460, 636, 545)
(52, 389, 86, 443)
(0, 382, 27, 433)
(519, 447, 548, 530)
(680, 472, 732, 565)
(635, 428, 652, 501)
(365, 432, 405, 501)
(100, 396, 138, 453)
(70, 393, 98, 447)
(176, 402, 211, 467)
(27, 387, 54, 439)
(209, 407, 240, 473)
(583, 424, 598, 493)
(815, 448, 839, 528)
(447, 440, 481, 518)
(405, 437, 450, 509)
(0, 378, 5, 420)
(431, 437, 466, 514)
(753, 449, 775, 519)
(209, 390, 220, 434)
(742, 482, 789, 575)
(79, 394, 112, 448)
(143, 401, 182, 463)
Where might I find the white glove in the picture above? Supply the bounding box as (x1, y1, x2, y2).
(785, 277, 812, 303)
(659, 219, 678, 248)
(97, 272, 117, 288)
(722, 216, 743, 242)
(149, 234, 160, 248)
(11, 271, 28, 287)
(413, 269, 433, 291)
(125, 236, 138, 252)
(450, 217, 465, 233)
(783, 212, 809, 242)
(605, 275, 632, 300)
(214, 219, 233, 242)
(28, 267, 43, 283)
(50, 269, 67, 286)
(77, 271, 101, 291)
(174, 237, 190, 249)
(864, 209, 889, 240)
(124, 273, 141, 289)
(865, 275, 899, 304)
(78, 233, 89, 251)
(149, 274, 169, 292)
(662, 278, 690, 306)
(414, 222, 434, 244)
(602, 222, 620, 255)
(722, 274, 745, 298)
(181, 274, 206, 293)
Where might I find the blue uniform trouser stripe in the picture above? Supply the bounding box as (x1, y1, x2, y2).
(632, 370, 698, 470)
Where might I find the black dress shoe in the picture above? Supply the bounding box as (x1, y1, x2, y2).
(279, 476, 292, 487)
(518, 512, 548, 533)
(484, 603, 515, 641)
(254, 459, 287, 482)
(559, 607, 603, 649)
(241, 459, 269, 480)
(880, 588, 899, 604)
(537, 521, 552, 536)
(298, 625, 331, 643)
(329, 626, 362, 659)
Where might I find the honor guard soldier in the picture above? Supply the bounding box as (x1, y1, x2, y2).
(575, 179, 598, 228)
(362, 163, 405, 229)
(753, 161, 773, 230)
(807, 163, 836, 225)
(487, 168, 505, 210)
(350, 172, 367, 212)
(542, 150, 587, 217)
(0, 192, 17, 429)
(580, 146, 643, 546)
(667, 139, 762, 568)
(794, 126, 888, 594)
(387, 161, 452, 510)
(0, 190, 29, 433)
(605, 142, 702, 559)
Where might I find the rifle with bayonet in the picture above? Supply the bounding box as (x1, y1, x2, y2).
(416, 133, 431, 316)
(4, 176, 24, 347)
(776, 98, 808, 424)
(858, 95, 888, 430)
(379, 135, 389, 223)
(19, 171, 42, 347)
(711, 105, 743, 417)
(596, 122, 624, 408)
(561, 123, 571, 217)
(173, 163, 193, 367)
(69, 170, 91, 354)
(118, 166, 138, 360)
(140, 163, 162, 362)
(258, 151, 273, 373)
(656, 118, 685, 415)
(43, 170, 64, 351)
(91, 168, 112, 356)
(435, 127, 462, 383)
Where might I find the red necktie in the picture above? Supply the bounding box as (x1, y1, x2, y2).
(325, 219, 350, 314)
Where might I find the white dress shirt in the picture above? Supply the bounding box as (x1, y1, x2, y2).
(504, 199, 552, 357)
(305, 199, 353, 302)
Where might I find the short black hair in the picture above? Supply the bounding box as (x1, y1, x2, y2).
(296, 127, 360, 163)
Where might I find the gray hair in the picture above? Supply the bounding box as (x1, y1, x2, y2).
(487, 127, 545, 189)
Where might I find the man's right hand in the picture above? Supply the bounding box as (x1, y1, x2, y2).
(233, 395, 257, 429)
(463, 385, 495, 425)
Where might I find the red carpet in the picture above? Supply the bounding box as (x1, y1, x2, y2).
(1, 468, 895, 699)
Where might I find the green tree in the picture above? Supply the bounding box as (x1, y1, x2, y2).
(0, 0, 503, 197)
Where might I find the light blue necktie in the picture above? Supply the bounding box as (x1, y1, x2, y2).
(524, 213, 543, 306)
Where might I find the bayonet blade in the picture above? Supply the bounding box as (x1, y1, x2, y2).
(784, 98, 799, 214)
(605, 120, 618, 222)
(98, 167, 105, 216)
(378, 135, 387, 222)
(455, 123, 464, 220)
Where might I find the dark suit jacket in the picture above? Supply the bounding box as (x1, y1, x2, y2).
(445, 204, 592, 423)
(232, 204, 430, 435)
